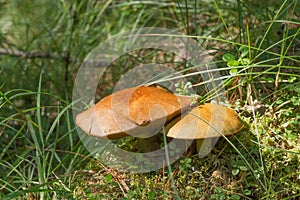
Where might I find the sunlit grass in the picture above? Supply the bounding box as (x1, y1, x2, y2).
(0, 75, 90, 199)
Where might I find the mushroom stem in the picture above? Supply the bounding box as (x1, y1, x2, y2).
(134, 134, 162, 153)
(196, 138, 218, 158)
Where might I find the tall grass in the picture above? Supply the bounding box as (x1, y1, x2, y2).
(0, 72, 90, 199)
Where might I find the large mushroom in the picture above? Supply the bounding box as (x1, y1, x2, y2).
(166, 103, 244, 156)
(76, 85, 193, 140)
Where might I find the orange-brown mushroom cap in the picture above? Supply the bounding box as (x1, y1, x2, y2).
(76, 85, 193, 139)
(167, 103, 243, 139)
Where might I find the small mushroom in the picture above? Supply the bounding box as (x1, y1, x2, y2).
(166, 103, 243, 156)
(76, 85, 193, 140)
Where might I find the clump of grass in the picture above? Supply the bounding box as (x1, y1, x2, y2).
(0, 73, 91, 199)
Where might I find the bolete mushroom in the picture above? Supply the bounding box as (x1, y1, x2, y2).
(166, 103, 244, 156)
(76, 85, 193, 140)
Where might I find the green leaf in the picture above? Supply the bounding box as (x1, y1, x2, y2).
(276, 98, 283, 105)
(222, 53, 236, 62)
(231, 194, 241, 200)
(186, 158, 192, 164)
(227, 60, 240, 67)
(241, 58, 251, 65)
(289, 76, 296, 83)
(244, 189, 252, 195)
(239, 166, 248, 171)
(291, 96, 299, 106)
(232, 168, 240, 176)
(148, 191, 155, 200)
(239, 46, 249, 58)
(229, 68, 238, 75)
(105, 174, 113, 183)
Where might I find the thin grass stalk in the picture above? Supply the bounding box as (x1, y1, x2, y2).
(162, 128, 180, 200)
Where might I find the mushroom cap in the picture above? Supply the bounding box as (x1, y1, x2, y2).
(166, 103, 243, 139)
(76, 85, 193, 139)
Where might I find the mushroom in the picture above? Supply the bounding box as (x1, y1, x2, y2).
(166, 103, 244, 156)
(76, 85, 193, 140)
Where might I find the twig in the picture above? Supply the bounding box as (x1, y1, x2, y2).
(273, 100, 291, 112)
(94, 160, 129, 195)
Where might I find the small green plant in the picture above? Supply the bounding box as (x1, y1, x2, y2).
(175, 81, 193, 95)
(211, 187, 226, 200)
(179, 157, 192, 171)
(231, 164, 248, 176)
(222, 46, 252, 76)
